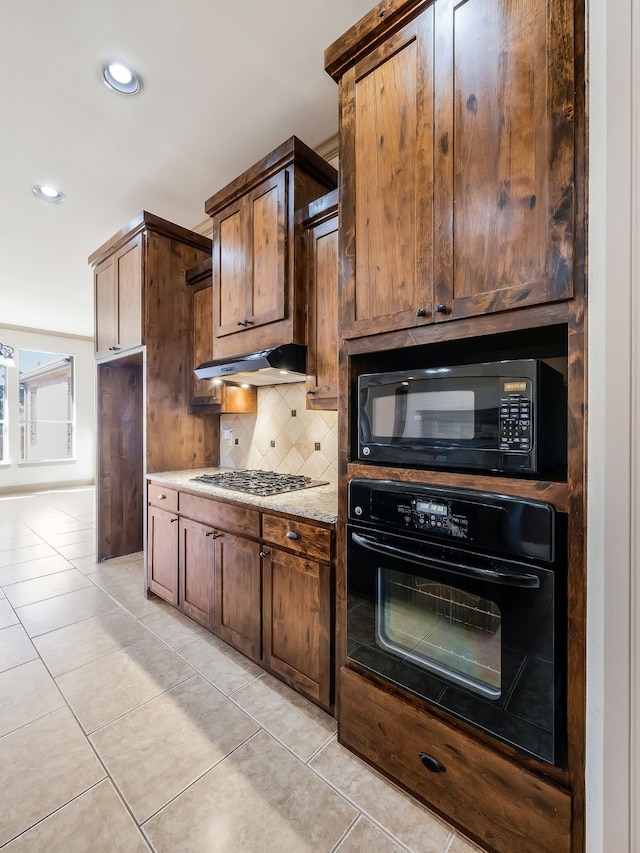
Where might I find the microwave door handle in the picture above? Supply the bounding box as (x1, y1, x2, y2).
(392, 386, 408, 441)
(350, 532, 540, 589)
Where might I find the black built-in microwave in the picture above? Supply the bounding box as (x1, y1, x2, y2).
(357, 359, 566, 475)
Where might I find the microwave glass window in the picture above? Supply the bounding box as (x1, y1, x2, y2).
(376, 568, 502, 698)
(369, 378, 500, 445)
(415, 390, 475, 439)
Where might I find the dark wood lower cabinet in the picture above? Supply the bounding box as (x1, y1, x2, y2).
(339, 667, 571, 853)
(146, 483, 334, 709)
(147, 505, 179, 606)
(178, 517, 216, 631)
(213, 531, 262, 663)
(262, 548, 332, 708)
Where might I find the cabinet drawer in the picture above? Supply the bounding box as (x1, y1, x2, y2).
(262, 515, 332, 562)
(339, 667, 571, 853)
(179, 492, 260, 538)
(148, 484, 178, 512)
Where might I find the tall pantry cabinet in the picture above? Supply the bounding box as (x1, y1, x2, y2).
(326, 1, 586, 852)
(89, 212, 215, 561)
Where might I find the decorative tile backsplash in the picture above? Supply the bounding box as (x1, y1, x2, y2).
(219, 384, 338, 482)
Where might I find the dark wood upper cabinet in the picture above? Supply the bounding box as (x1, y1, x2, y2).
(186, 257, 258, 415)
(204, 137, 338, 358)
(296, 189, 339, 410)
(328, 0, 575, 338)
(89, 212, 216, 560)
(93, 235, 143, 357)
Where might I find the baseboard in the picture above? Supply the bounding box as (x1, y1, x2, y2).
(0, 478, 95, 496)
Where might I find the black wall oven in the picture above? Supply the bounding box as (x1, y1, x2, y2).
(347, 479, 567, 767)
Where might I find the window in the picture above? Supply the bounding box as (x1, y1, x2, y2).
(0, 365, 6, 462)
(18, 350, 75, 462)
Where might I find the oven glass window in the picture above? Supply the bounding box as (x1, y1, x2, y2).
(376, 568, 502, 698)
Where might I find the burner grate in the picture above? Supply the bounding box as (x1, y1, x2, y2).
(190, 470, 329, 497)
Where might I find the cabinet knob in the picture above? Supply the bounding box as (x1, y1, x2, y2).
(158, 494, 166, 500)
(435, 304, 449, 315)
(415, 307, 428, 318)
(259, 549, 270, 558)
(205, 530, 220, 538)
(307, 390, 315, 395)
(418, 752, 446, 773)
(285, 531, 300, 540)
(108, 346, 121, 351)
(237, 320, 247, 327)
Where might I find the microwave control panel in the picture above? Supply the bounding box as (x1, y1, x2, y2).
(499, 382, 532, 452)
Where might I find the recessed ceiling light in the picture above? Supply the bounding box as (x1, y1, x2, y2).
(100, 62, 141, 94)
(32, 185, 65, 203)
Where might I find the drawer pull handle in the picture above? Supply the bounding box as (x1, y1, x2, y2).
(205, 530, 220, 538)
(285, 531, 300, 540)
(170, 517, 178, 523)
(418, 752, 446, 774)
(259, 550, 270, 558)
(158, 494, 166, 500)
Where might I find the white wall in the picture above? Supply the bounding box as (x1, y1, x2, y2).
(0, 325, 95, 492)
(587, 0, 639, 850)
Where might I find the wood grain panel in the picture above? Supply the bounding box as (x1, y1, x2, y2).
(94, 257, 117, 356)
(262, 548, 332, 707)
(217, 206, 246, 334)
(433, 0, 574, 320)
(147, 483, 178, 512)
(311, 223, 339, 405)
(251, 176, 286, 325)
(144, 231, 217, 474)
(340, 667, 571, 853)
(116, 236, 143, 350)
(355, 30, 418, 322)
(179, 492, 260, 537)
(214, 532, 262, 661)
(341, 11, 434, 339)
(179, 517, 215, 630)
(346, 463, 569, 512)
(147, 505, 179, 605)
(262, 514, 332, 563)
(97, 358, 144, 560)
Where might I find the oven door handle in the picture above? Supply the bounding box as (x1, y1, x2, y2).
(350, 532, 541, 589)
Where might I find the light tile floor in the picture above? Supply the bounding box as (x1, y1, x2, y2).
(0, 487, 487, 852)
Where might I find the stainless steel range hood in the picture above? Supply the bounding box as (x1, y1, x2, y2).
(194, 343, 306, 386)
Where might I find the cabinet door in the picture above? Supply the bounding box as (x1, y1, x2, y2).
(306, 213, 338, 409)
(191, 281, 223, 407)
(340, 11, 434, 339)
(214, 172, 287, 340)
(178, 517, 216, 630)
(147, 505, 178, 605)
(214, 199, 249, 337)
(262, 548, 332, 708)
(213, 532, 262, 662)
(433, 0, 575, 321)
(116, 235, 143, 350)
(94, 256, 118, 356)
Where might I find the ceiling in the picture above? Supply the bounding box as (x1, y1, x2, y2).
(0, 0, 373, 338)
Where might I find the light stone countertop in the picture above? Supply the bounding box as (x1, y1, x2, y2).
(147, 468, 338, 525)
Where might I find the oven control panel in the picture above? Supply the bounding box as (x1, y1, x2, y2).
(348, 479, 556, 561)
(394, 497, 469, 539)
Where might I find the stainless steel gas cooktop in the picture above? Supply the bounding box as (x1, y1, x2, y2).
(190, 470, 329, 497)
